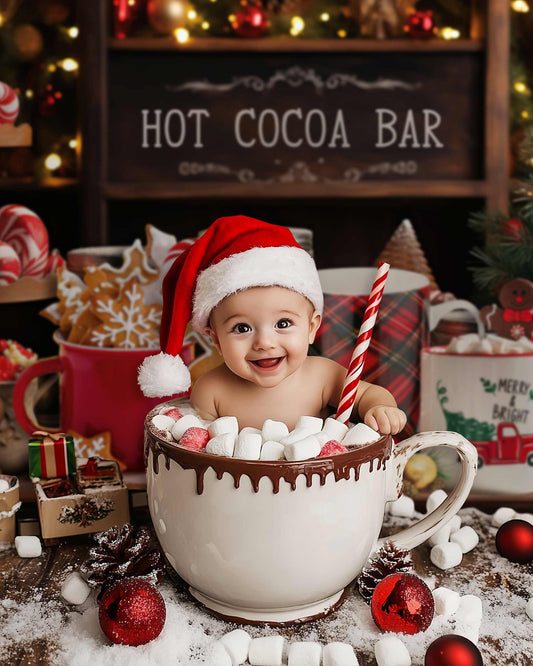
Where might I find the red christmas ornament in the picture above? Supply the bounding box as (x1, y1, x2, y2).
(232, 1, 268, 38)
(501, 217, 525, 241)
(371, 572, 434, 634)
(99, 578, 166, 646)
(495, 519, 533, 564)
(405, 11, 434, 39)
(425, 634, 483, 666)
(113, 0, 142, 39)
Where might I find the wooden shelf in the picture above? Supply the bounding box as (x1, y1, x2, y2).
(109, 37, 484, 53)
(0, 177, 79, 191)
(104, 180, 488, 200)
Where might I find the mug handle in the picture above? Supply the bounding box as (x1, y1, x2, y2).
(428, 299, 485, 337)
(12, 356, 65, 435)
(378, 431, 477, 551)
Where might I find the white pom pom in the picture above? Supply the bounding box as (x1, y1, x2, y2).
(138, 352, 191, 397)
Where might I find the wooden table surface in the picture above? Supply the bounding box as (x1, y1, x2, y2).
(2, 498, 532, 666)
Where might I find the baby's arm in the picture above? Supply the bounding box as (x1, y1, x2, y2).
(190, 372, 220, 422)
(354, 382, 406, 435)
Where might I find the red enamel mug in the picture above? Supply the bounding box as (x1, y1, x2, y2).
(13, 332, 190, 471)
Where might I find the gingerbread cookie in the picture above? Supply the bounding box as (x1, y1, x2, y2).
(480, 278, 533, 340)
(97, 238, 158, 288)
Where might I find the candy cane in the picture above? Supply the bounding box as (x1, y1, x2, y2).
(335, 262, 390, 425)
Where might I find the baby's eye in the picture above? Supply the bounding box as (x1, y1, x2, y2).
(276, 318, 293, 329)
(233, 323, 252, 334)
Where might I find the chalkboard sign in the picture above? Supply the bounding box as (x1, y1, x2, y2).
(107, 51, 483, 186)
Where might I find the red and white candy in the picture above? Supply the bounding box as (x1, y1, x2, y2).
(0, 240, 21, 285)
(44, 249, 65, 275)
(0, 205, 49, 277)
(0, 82, 19, 124)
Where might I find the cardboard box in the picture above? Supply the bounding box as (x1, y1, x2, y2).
(33, 458, 130, 540)
(0, 475, 20, 545)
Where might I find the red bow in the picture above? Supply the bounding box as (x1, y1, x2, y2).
(503, 308, 533, 323)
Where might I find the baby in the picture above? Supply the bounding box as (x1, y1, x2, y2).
(139, 215, 406, 436)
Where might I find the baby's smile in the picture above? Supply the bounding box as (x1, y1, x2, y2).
(249, 356, 285, 370)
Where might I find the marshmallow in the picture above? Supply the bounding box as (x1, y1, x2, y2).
(61, 571, 91, 605)
(448, 514, 462, 533)
(428, 524, 451, 547)
(433, 586, 461, 616)
(234, 432, 262, 460)
(288, 641, 322, 666)
(206, 642, 232, 666)
(295, 416, 323, 433)
(208, 416, 239, 439)
(284, 435, 322, 461)
(518, 513, 533, 526)
(262, 419, 289, 442)
(426, 489, 448, 514)
(447, 333, 480, 354)
(455, 595, 483, 643)
(374, 635, 411, 666)
(321, 417, 349, 442)
(430, 542, 463, 570)
(526, 597, 533, 621)
(240, 426, 262, 437)
(492, 507, 516, 527)
(171, 414, 204, 440)
(219, 629, 251, 666)
(281, 427, 317, 446)
(15, 536, 42, 558)
(450, 526, 479, 553)
(260, 440, 285, 461)
(388, 495, 415, 518)
(323, 642, 359, 666)
(248, 636, 285, 666)
(151, 414, 176, 431)
(206, 433, 236, 457)
(342, 423, 381, 446)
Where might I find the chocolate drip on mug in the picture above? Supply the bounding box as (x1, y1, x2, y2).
(145, 426, 392, 496)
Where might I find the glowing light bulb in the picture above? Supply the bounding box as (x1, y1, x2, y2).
(61, 58, 79, 72)
(69, 139, 78, 149)
(511, 0, 529, 12)
(440, 27, 460, 40)
(290, 16, 304, 36)
(67, 26, 79, 38)
(45, 154, 62, 170)
(187, 9, 197, 19)
(337, 29, 347, 38)
(521, 110, 530, 119)
(48, 64, 57, 72)
(174, 27, 189, 43)
(25, 89, 34, 99)
(320, 12, 330, 21)
(201, 21, 210, 29)
(514, 81, 529, 94)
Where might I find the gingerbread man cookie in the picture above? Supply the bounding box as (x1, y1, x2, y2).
(480, 278, 533, 340)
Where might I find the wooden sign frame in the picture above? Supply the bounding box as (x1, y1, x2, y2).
(79, 0, 509, 245)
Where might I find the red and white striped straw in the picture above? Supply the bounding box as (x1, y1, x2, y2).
(335, 262, 390, 425)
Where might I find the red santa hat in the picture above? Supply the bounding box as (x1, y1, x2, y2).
(138, 215, 324, 397)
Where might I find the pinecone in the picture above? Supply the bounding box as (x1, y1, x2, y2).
(357, 541, 413, 603)
(80, 523, 165, 596)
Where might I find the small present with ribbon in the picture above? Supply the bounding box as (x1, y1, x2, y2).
(28, 430, 76, 479)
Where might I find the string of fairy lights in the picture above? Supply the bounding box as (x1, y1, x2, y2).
(0, 0, 531, 179)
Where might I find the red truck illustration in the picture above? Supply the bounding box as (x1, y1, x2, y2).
(476, 422, 533, 468)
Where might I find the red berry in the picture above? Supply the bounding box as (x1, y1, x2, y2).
(163, 408, 183, 420)
(0, 356, 17, 381)
(99, 578, 166, 646)
(318, 440, 349, 457)
(180, 427, 209, 451)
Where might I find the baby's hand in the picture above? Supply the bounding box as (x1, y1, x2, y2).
(364, 405, 406, 435)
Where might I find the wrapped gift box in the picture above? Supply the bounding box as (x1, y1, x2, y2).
(29, 431, 76, 479)
(33, 458, 129, 542)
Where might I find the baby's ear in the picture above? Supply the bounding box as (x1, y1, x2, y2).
(204, 325, 222, 354)
(308, 311, 322, 344)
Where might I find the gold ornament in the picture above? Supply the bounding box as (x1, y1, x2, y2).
(147, 0, 188, 34)
(12, 24, 44, 62)
(404, 453, 438, 490)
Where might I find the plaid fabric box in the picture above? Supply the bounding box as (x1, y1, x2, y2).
(28, 430, 76, 479)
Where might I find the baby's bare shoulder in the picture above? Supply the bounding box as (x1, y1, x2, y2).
(305, 355, 345, 378)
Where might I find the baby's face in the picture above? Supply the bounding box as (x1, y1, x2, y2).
(206, 286, 321, 388)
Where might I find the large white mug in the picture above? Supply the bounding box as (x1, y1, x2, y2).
(146, 400, 477, 624)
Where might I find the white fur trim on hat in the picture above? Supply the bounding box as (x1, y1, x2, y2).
(192, 246, 323, 332)
(138, 352, 191, 398)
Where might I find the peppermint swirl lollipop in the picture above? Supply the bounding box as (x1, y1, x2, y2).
(0, 241, 21, 285)
(0, 205, 49, 278)
(0, 82, 19, 124)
